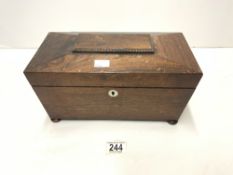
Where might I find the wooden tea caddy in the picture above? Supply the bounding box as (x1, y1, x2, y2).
(24, 32, 202, 124)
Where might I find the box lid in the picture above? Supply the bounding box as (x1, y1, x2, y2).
(24, 32, 202, 88)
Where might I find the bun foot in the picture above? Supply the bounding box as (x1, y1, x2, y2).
(167, 120, 178, 125)
(51, 118, 61, 123)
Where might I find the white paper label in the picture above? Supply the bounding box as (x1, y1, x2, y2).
(106, 141, 126, 153)
(94, 60, 110, 68)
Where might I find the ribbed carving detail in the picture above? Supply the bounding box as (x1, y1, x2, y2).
(73, 48, 154, 53)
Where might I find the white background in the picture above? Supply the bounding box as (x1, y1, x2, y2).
(0, 1, 233, 174)
(0, 0, 233, 48)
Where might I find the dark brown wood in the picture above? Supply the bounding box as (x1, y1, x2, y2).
(24, 32, 202, 88)
(24, 32, 203, 123)
(25, 72, 201, 88)
(73, 33, 155, 53)
(33, 87, 194, 121)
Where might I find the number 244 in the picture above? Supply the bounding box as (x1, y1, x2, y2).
(109, 143, 123, 152)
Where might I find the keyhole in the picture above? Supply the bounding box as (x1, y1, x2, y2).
(108, 90, 118, 97)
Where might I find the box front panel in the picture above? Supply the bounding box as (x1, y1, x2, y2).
(33, 87, 194, 121)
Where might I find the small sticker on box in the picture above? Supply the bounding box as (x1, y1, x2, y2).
(94, 60, 110, 68)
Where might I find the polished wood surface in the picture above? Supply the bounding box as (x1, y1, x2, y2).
(26, 72, 201, 88)
(33, 87, 194, 121)
(24, 32, 202, 123)
(73, 33, 155, 53)
(24, 32, 202, 88)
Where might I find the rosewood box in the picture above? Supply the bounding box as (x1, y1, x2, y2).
(24, 32, 202, 124)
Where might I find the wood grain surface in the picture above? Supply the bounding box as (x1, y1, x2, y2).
(33, 86, 194, 121)
(24, 32, 202, 122)
(24, 32, 202, 88)
(73, 33, 155, 53)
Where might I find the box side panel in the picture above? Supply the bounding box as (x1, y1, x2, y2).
(33, 87, 194, 121)
(25, 72, 202, 88)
